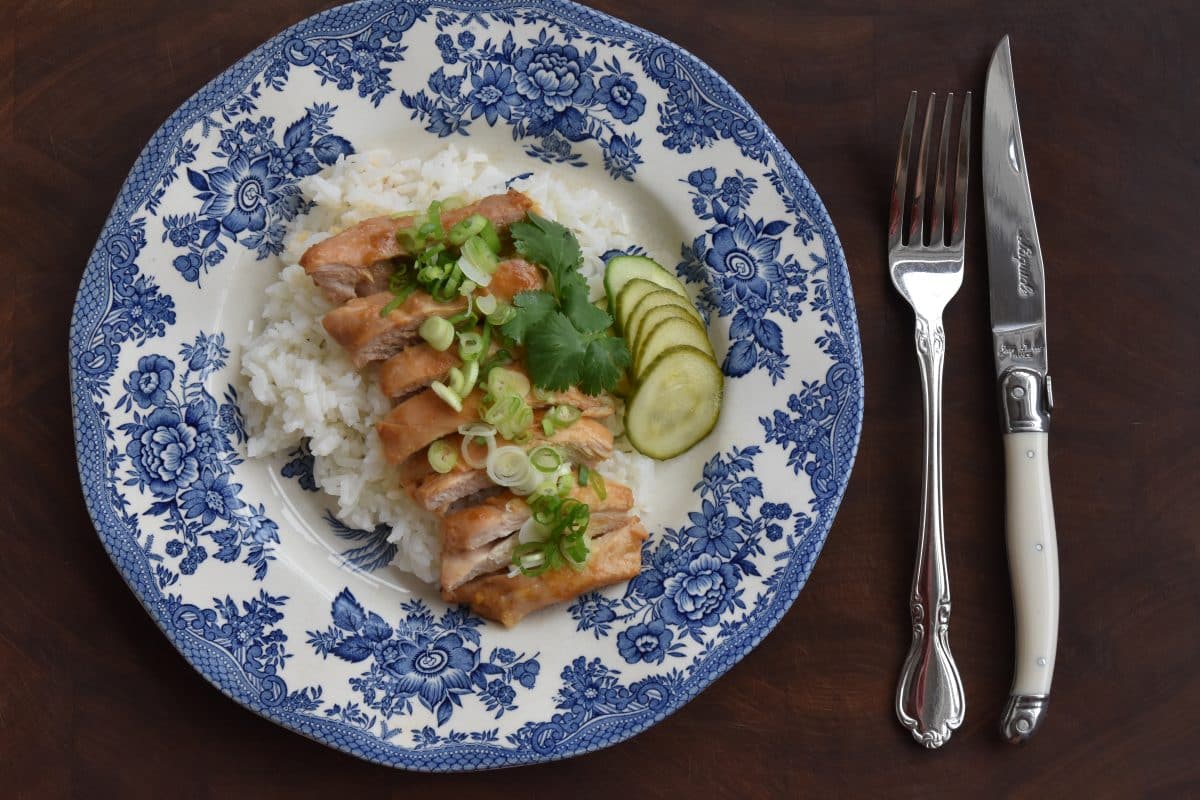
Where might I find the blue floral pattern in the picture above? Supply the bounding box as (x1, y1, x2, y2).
(677, 167, 824, 383)
(70, 0, 862, 772)
(308, 591, 540, 727)
(401, 28, 646, 179)
(116, 334, 278, 580)
(165, 101, 354, 282)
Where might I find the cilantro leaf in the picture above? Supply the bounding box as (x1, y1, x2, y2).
(510, 212, 582, 292)
(579, 336, 632, 395)
(561, 280, 612, 334)
(524, 312, 586, 390)
(508, 212, 630, 394)
(500, 290, 556, 344)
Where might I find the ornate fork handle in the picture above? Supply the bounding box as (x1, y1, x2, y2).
(895, 313, 966, 749)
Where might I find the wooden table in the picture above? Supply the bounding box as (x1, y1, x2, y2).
(3, 1, 1197, 796)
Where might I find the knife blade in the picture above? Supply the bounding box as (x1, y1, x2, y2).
(983, 35, 1060, 744)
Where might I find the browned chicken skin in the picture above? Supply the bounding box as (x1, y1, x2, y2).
(402, 418, 614, 512)
(439, 510, 636, 593)
(323, 291, 467, 369)
(441, 481, 633, 553)
(445, 520, 648, 626)
(378, 366, 614, 465)
(301, 190, 535, 304)
(322, 259, 542, 370)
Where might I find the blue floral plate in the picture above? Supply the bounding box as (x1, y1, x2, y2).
(70, 0, 862, 770)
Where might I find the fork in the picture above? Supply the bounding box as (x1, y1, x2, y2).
(890, 91, 971, 749)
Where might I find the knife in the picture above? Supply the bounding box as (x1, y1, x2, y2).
(983, 35, 1060, 743)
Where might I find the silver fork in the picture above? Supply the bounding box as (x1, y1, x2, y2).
(891, 91, 971, 749)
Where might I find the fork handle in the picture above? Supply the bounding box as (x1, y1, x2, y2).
(895, 314, 966, 749)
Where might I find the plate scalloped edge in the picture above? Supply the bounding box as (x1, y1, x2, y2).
(69, 0, 863, 770)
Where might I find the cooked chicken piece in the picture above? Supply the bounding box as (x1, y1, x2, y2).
(446, 520, 648, 626)
(440, 511, 635, 592)
(323, 259, 542, 370)
(379, 373, 612, 465)
(301, 190, 535, 304)
(441, 481, 633, 553)
(546, 386, 615, 418)
(403, 419, 614, 511)
(377, 389, 484, 465)
(323, 291, 466, 369)
(377, 344, 464, 401)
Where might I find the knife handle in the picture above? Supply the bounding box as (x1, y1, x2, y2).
(1000, 430, 1059, 743)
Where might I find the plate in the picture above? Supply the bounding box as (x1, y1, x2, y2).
(70, 0, 862, 770)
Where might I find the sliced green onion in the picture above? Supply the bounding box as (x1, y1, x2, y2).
(478, 348, 512, 377)
(556, 472, 574, 497)
(542, 418, 556, 437)
(440, 195, 466, 211)
(588, 468, 607, 501)
(430, 380, 463, 412)
(458, 331, 485, 361)
(419, 317, 455, 351)
(529, 446, 563, 473)
(511, 542, 549, 577)
(447, 366, 466, 395)
(487, 367, 531, 398)
(458, 280, 477, 297)
(418, 263, 444, 284)
(458, 235, 500, 286)
(578, 464, 591, 488)
(478, 219, 502, 254)
(475, 294, 498, 315)
(560, 534, 589, 570)
(487, 445, 532, 488)
(458, 422, 497, 439)
(448, 213, 489, 246)
(482, 392, 533, 441)
(379, 285, 416, 318)
(533, 386, 552, 403)
(550, 405, 581, 427)
(518, 517, 550, 544)
(427, 440, 457, 474)
(460, 432, 493, 469)
(461, 360, 480, 396)
(486, 302, 516, 326)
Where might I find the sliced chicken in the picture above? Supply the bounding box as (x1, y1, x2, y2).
(446, 520, 648, 626)
(377, 389, 484, 465)
(301, 190, 535, 304)
(403, 419, 614, 512)
(379, 370, 612, 464)
(378, 343, 464, 401)
(323, 291, 466, 369)
(440, 511, 635, 593)
(441, 481, 633, 553)
(323, 259, 542, 370)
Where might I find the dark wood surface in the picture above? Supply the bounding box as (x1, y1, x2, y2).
(2, 0, 1197, 796)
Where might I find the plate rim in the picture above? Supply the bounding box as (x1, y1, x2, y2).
(69, 0, 864, 770)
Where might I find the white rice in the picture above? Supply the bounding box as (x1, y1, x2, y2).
(240, 145, 655, 583)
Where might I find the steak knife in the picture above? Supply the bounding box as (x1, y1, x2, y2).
(983, 35, 1060, 743)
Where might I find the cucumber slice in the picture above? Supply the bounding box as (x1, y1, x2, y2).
(624, 346, 723, 459)
(604, 255, 688, 310)
(635, 315, 714, 377)
(615, 278, 668, 333)
(626, 289, 703, 345)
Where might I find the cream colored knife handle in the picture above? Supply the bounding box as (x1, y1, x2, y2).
(1000, 431, 1059, 742)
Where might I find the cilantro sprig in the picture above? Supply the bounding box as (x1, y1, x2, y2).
(501, 213, 630, 394)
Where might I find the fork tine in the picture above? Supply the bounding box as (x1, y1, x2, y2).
(950, 91, 972, 247)
(929, 94, 954, 246)
(909, 94, 935, 246)
(888, 92, 918, 249)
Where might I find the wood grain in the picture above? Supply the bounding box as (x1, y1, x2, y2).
(1, 1, 1197, 796)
